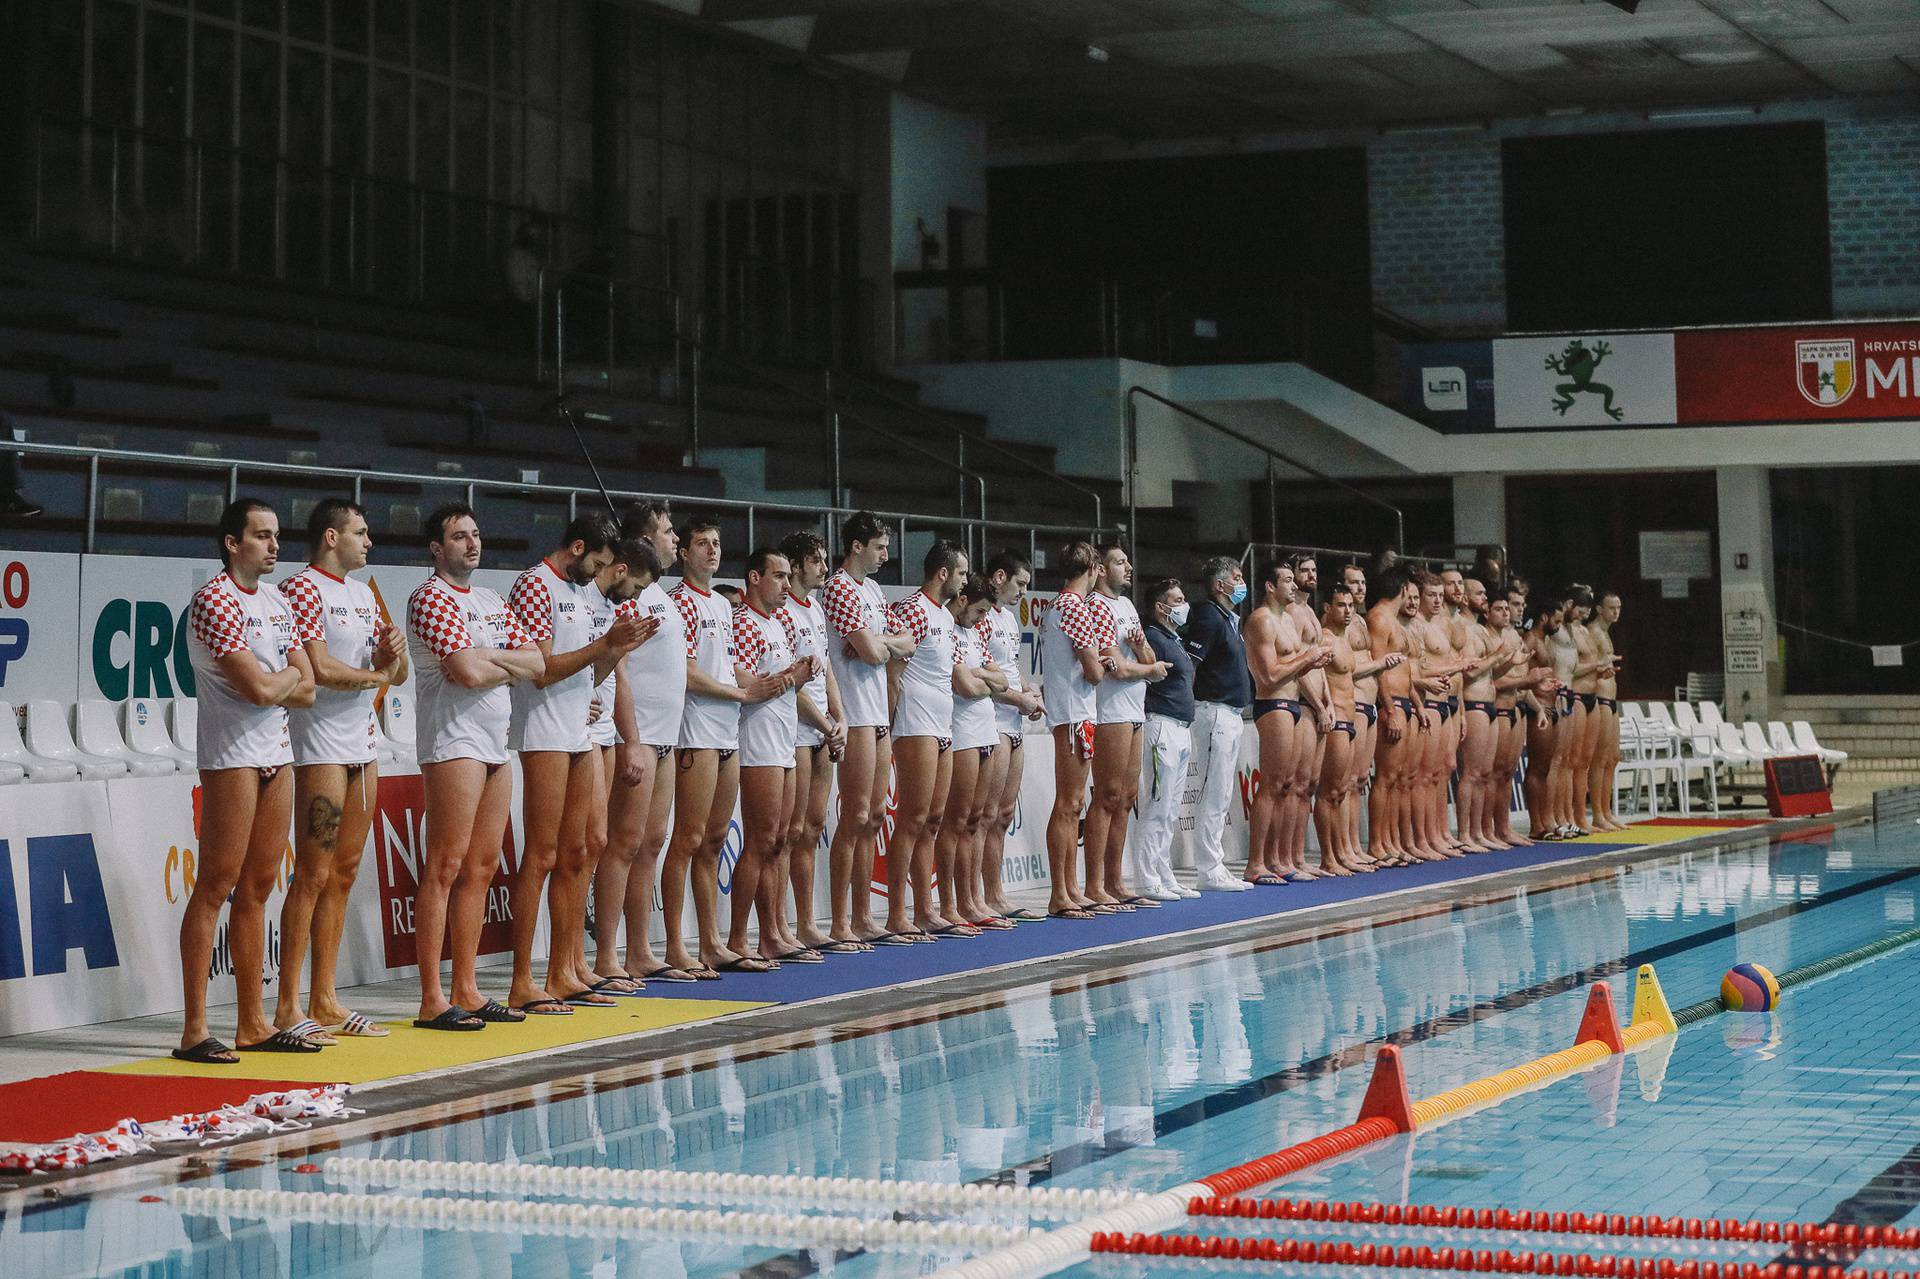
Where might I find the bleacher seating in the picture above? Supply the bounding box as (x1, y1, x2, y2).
(22, 700, 126, 780)
(73, 700, 176, 776)
(0, 703, 79, 782)
(124, 697, 196, 770)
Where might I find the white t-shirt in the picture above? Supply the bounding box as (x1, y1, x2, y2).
(734, 603, 797, 768)
(187, 571, 296, 770)
(823, 568, 897, 729)
(1040, 588, 1099, 730)
(406, 575, 530, 765)
(951, 620, 998, 751)
(889, 590, 956, 740)
(508, 558, 597, 754)
(280, 566, 381, 766)
(779, 590, 831, 749)
(624, 580, 686, 748)
(671, 580, 740, 750)
(983, 603, 1026, 738)
(585, 582, 620, 748)
(1093, 593, 1148, 725)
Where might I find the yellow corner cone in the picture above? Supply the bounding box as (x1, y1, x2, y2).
(1629, 963, 1677, 1036)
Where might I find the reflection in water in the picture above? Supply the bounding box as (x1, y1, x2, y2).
(7, 833, 1917, 1279)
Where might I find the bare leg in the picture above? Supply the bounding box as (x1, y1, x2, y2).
(692, 754, 742, 969)
(277, 764, 346, 1031)
(595, 744, 659, 978)
(789, 743, 835, 948)
(227, 766, 294, 1048)
(307, 762, 379, 1027)
(662, 749, 717, 972)
(911, 747, 954, 932)
(1107, 726, 1145, 900)
(451, 762, 514, 1011)
(1086, 722, 1135, 905)
(544, 751, 605, 1002)
(732, 765, 787, 963)
(180, 769, 261, 1053)
(983, 738, 1023, 916)
(415, 759, 484, 1022)
(1315, 728, 1351, 873)
(1287, 717, 1322, 876)
(937, 746, 981, 925)
(509, 751, 570, 1008)
(1046, 726, 1092, 914)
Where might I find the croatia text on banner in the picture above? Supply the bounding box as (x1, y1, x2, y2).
(1491, 332, 1678, 429)
(1675, 321, 1920, 424)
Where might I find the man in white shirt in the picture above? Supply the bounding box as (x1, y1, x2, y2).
(1085, 543, 1168, 910)
(1038, 541, 1106, 919)
(884, 541, 968, 943)
(821, 512, 916, 948)
(405, 502, 545, 1031)
(776, 530, 847, 957)
(662, 516, 785, 978)
(275, 498, 407, 1046)
(506, 514, 648, 1014)
(593, 501, 689, 984)
(978, 552, 1046, 922)
(176, 498, 316, 1064)
(730, 548, 809, 967)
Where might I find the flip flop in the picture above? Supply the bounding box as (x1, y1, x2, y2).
(901, 930, 938, 943)
(589, 976, 648, 997)
(171, 1037, 238, 1064)
(238, 1028, 324, 1053)
(514, 998, 573, 1016)
(560, 989, 618, 1007)
(777, 948, 826, 964)
(688, 966, 722, 980)
(1049, 907, 1097, 921)
(1004, 908, 1047, 922)
(1251, 874, 1287, 886)
(815, 940, 869, 955)
(1125, 896, 1162, 908)
(286, 1018, 338, 1046)
(332, 1012, 390, 1038)
(931, 923, 981, 937)
(1283, 872, 1317, 884)
(974, 917, 1016, 931)
(467, 999, 526, 1024)
(414, 1006, 486, 1031)
(872, 932, 915, 946)
(714, 956, 779, 973)
(632, 965, 700, 983)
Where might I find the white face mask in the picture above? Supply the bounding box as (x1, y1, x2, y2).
(1167, 602, 1191, 628)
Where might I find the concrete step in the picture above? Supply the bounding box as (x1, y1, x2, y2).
(1786, 706, 1920, 727)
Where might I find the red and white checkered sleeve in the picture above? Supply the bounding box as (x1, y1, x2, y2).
(775, 604, 800, 651)
(823, 574, 864, 637)
(672, 589, 702, 659)
(280, 574, 325, 645)
(507, 569, 554, 644)
(889, 597, 929, 643)
(1055, 591, 1097, 652)
(189, 583, 249, 659)
(503, 597, 534, 648)
(1087, 595, 1118, 649)
(733, 607, 765, 668)
(615, 596, 641, 621)
(408, 583, 473, 659)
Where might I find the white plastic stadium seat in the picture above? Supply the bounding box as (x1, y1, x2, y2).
(0, 703, 80, 782)
(1792, 721, 1847, 766)
(74, 700, 177, 777)
(380, 691, 417, 761)
(1714, 723, 1758, 769)
(1767, 721, 1798, 757)
(1740, 722, 1779, 762)
(169, 699, 198, 761)
(23, 701, 128, 780)
(1697, 701, 1726, 732)
(123, 697, 195, 769)
(0, 760, 24, 785)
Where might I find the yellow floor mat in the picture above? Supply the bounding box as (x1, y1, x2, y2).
(105, 998, 769, 1085)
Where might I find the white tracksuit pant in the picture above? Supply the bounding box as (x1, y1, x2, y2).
(1131, 713, 1192, 891)
(1186, 700, 1244, 880)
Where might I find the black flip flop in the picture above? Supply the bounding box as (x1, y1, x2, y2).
(714, 956, 780, 973)
(172, 1037, 238, 1064)
(560, 989, 618, 1007)
(815, 940, 867, 955)
(1125, 895, 1163, 908)
(871, 932, 914, 946)
(514, 998, 573, 1016)
(1005, 908, 1047, 922)
(1049, 907, 1097, 921)
(688, 966, 722, 980)
(633, 965, 700, 983)
(590, 976, 648, 997)
(238, 1028, 324, 1053)
(777, 948, 826, 964)
(414, 1006, 486, 1031)
(467, 999, 525, 1024)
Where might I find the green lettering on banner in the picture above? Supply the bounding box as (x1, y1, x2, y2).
(133, 599, 175, 698)
(173, 605, 197, 697)
(91, 598, 132, 700)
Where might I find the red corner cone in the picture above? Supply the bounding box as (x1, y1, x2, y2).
(1576, 982, 1626, 1054)
(1356, 1044, 1416, 1133)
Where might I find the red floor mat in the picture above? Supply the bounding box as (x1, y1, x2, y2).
(0, 1071, 313, 1144)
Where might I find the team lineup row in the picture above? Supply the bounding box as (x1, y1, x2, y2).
(168, 494, 1619, 1064)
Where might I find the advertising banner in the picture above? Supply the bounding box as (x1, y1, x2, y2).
(0, 552, 82, 706)
(1399, 341, 1496, 431)
(1675, 322, 1920, 424)
(1492, 332, 1678, 429)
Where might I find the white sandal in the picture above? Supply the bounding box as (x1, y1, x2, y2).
(331, 1011, 390, 1038)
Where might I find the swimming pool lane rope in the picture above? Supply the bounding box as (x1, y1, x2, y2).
(1669, 920, 1920, 1026)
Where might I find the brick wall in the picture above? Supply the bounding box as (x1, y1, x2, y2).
(1367, 137, 1507, 334)
(1827, 115, 1920, 317)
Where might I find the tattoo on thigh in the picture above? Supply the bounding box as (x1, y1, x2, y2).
(307, 795, 343, 851)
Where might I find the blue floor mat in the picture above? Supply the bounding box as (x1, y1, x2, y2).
(651, 838, 1638, 1004)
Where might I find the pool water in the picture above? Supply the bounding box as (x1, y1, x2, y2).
(8, 819, 1920, 1279)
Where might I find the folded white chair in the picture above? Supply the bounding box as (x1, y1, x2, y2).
(1671, 702, 1702, 737)
(124, 697, 195, 769)
(21, 700, 126, 780)
(1792, 720, 1847, 765)
(74, 700, 177, 776)
(0, 703, 79, 782)
(169, 699, 199, 762)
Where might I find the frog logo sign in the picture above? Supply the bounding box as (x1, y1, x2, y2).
(1796, 339, 1856, 408)
(1544, 339, 1625, 422)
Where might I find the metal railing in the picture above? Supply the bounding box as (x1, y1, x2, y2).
(534, 266, 684, 400)
(32, 115, 670, 307)
(830, 374, 1106, 533)
(1124, 385, 1406, 559)
(1237, 541, 1466, 585)
(5, 439, 1106, 579)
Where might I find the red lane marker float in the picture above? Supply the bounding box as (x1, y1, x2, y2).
(1184, 1197, 1920, 1253)
(1088, 1231, 1918, 1278)
(1195, 1045, 1414, 1198)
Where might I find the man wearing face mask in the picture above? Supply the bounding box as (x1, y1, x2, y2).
(1184, 556, 1252, 892)
(1132, 578, 1198, 902)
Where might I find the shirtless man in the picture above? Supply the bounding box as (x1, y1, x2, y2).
(1585, 592, 1627, 832)
(1489, 591, 1556, 849)
(1312, 586, 1381, 875)
(1455, 577, 1516, 852)
(1408, 573, 1475, 858)
(1280, 555, 1335, 880)
(1557, 586, 1609, 837)
(1243, 563, 1333, 885)
(1526, 594, 1572, 838)
(1367, 568, 1425, 867)
(1341, 564, 1380, 864)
